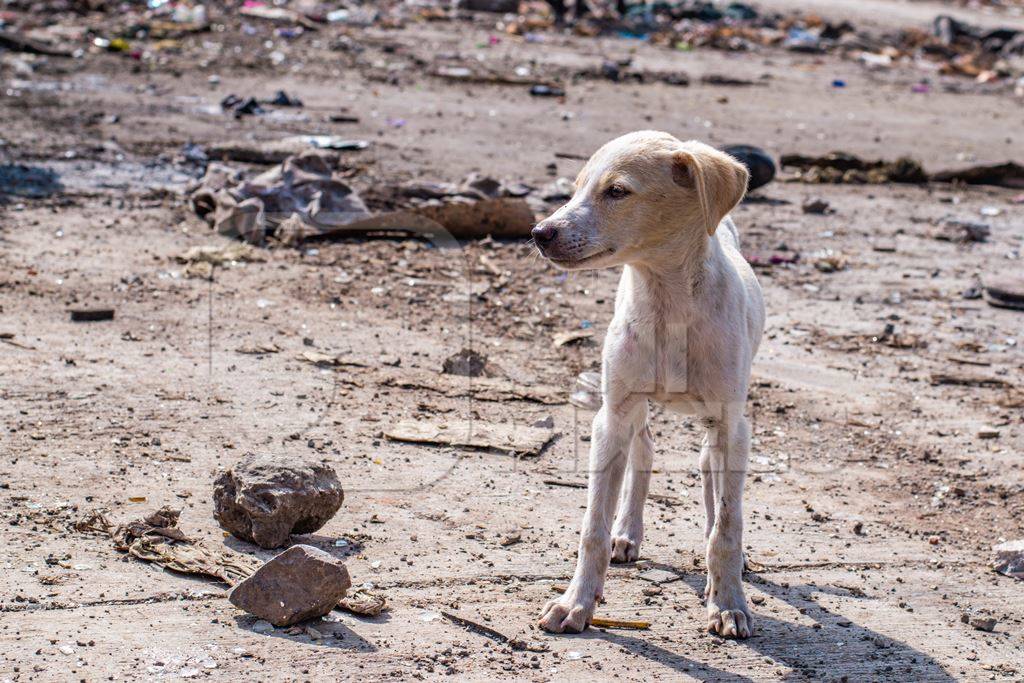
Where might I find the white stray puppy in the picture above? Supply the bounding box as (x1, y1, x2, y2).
(532, 131, 765, 638)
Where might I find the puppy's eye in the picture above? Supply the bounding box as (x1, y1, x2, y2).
(605, 185, 630, 200)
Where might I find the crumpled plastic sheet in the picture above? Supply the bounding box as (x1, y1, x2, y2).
(338, 589, 387, 616)
(76, 507, 261, 586)
(189, 151, 370, 244)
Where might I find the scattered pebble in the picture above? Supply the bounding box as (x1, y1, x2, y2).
(802, 197, 831, 214)
(963, 612, 997, 632)
(252, 620, 275, 634)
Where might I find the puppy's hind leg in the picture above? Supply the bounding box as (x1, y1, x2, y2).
(704, 405, 752, 639)
(610, 403, 653, 564)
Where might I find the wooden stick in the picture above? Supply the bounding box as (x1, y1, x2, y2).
(543, 479, 585, 489)
(591, 617, 651, 630)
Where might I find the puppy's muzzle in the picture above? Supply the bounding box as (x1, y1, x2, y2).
(531, 221, 559, 252)
(532, 217, 602, 266)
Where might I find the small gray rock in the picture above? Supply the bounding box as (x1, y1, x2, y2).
(214, 454, 344, 549)
(462, 173, 504, 198)
(969, 614, 997, 632)
(977, 426, 1001, 440)
(962, 609, 997, 632)
(251, 620, 275, 634)
(229, 545, 351, 627)
(442, 348, 489, 378)
(942, 218, 990, 243)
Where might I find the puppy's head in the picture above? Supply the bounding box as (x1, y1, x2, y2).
(532, 131, 748, 270)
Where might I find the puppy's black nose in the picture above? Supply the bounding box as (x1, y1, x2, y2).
(532, 223, 557, 246)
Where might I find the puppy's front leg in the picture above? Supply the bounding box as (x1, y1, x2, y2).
(699, 433, 715, 540)
(610, 411, 653, 563)
(539, 400, 638, 633)
(704, 407, 752, 639)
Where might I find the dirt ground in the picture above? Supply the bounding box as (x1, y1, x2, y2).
(1, 0, 1023, 680)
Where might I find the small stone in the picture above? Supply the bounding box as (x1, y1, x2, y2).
(941, 218, 990, 243)
(214, 453, 344, 549)
(441, 348, 489, 377)
(977, 427, 1001, 440)
(983, 275, 1024, 311)
(750, 594, 766, 605)
(963, 612, 997, 632)
(251, 620, 274, 634)
(462, 173, 504, 198)
(802, 197, 831, 215)
(499, 531, 522, 546)
(229, 545, 351, 627)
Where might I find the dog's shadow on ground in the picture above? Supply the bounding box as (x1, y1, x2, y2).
(576, 564, 955, 681)
(574, 627, 754, 682)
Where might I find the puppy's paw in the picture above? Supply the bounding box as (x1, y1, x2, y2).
(538, 591, 595, 634)
(610, 534, 641, 563)
(706, 586, 752, 639)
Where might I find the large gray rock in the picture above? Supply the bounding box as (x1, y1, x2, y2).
(214, 454, 344, 549)
(229, 544, 351, 626)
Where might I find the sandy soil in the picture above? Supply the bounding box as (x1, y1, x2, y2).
(1, 1, 1023, 680)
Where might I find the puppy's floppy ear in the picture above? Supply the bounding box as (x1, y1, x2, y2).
(671, 146, 749, 236)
